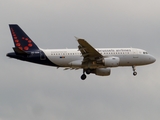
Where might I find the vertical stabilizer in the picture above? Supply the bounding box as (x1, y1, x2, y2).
(9, 24, 39, 51)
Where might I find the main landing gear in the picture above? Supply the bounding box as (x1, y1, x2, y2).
(81, 66, 138, 80)
(81, 74, 86, 80)
(132, 66, 137, 76)
(81, 69, 91, 80)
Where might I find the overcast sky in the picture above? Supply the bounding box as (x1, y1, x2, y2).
(0, 0, 160, 120)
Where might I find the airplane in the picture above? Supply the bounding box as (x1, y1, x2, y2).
(6, 24, 156, 80)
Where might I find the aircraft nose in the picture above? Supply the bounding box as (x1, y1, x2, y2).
(149, 55, 156, 63)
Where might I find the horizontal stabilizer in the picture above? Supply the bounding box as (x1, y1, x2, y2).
(13, 47, 30, 55)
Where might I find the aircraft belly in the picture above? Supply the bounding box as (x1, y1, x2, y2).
(47, 55, 82, 67)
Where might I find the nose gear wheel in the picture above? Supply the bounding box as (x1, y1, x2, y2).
(132, 66, 137, 76)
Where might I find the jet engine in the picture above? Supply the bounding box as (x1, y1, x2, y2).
(103, 57, 120, 67)
(94, 68, 111, 76)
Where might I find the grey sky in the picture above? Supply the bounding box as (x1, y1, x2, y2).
(0, 0, 160, 120)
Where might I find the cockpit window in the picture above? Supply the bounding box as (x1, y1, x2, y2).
(143, 52, 148, 54)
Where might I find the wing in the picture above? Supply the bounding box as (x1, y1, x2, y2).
(77, 38, 103, 62)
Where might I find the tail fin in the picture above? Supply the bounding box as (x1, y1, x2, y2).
(9, 24, 39, 51)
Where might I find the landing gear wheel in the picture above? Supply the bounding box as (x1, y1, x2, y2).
(132, 66, 137, 76)
(86, 69, 91, 74)
(133, 72, 137, 76)
(81, 74, 87, 80)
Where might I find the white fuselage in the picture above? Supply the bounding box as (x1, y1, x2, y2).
(42, 48, 155, 68)
(7, 24, 156, 79)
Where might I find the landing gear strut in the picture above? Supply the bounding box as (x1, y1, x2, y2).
(132, 66, 137, 76)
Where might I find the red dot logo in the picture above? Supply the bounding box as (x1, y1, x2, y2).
(28, 44, 32, 47)
(24, 46, 29, 50)
(15, 40, 19, 43)
(19, 37, 34, 50)
(16, 43, 21, 47)
(28, 40, 32, 43)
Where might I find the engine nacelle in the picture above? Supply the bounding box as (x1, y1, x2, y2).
(103, 57, 120, 67)
(94, 68, 111, 76)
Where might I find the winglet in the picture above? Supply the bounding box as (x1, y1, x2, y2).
(74, 36, 79, 40)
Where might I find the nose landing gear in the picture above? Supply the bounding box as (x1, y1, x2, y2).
(133, 71, 137, 76)
(132, 66, 137, 76)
